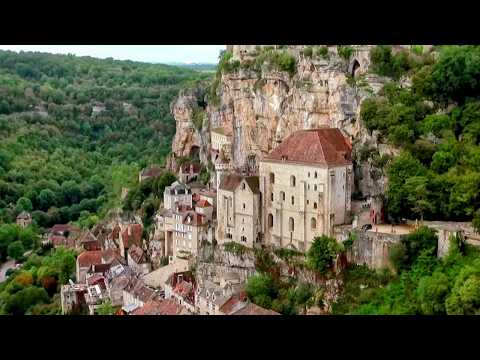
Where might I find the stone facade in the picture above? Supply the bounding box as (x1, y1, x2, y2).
(163, 181, 192, 210)
(216, 174, 261, 248)
(259, 129, 353, 251)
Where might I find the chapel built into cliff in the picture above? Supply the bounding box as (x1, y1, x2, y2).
(259, 128, 353, 252)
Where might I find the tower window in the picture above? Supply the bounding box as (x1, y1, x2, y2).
(281, 191, 285, 201)
(289, 217, 294, 232)
(269, 173, 275, 184)
(268, 214, 273, 228)
(314, 171, 317, 178)
(314, 202, 318, 209)
(290, 175, 296, 187)
(311, 217, 317, 229)
(291, 196, 295, 205)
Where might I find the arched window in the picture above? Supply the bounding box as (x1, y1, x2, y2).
(314, 171, 317, 178)
(242, 183, 246, 190)
(269, 173, 275, 184)
(268, 214, 273, 228)
(311, 217, 317, 229)
(291, 196, 295, 205)
(271, 192, 274, 201)
(290, 175, 296, 187)
(289, 217, 294, 232)
(314, 202, 318, 209)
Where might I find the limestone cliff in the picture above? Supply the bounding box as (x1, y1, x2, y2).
(169, 45, 394, 199)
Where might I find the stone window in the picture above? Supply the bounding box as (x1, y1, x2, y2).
(281, 191, 285, 201)
(271, 192, 274, 201)
(241, 236, 247, 242)
(314, 202, 318, 209)
(311, 217, 317, 229)
(291, 196, 295, 205)
(314, 171, 317, 178)
(289, 217, 294, 232)
(290, 175, 296, 187)
(307, 200, 309, 205)
(270, 173, 275, 184)
(314, 184, 317, 191)
(268, 214, 274, 228)
(308, 172, 310, 177)
(243, 203, 246, 210)
(242, 183, 246, 190)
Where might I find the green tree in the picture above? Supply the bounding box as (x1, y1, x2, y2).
(15, 197, 33, 213)
(416, 272, 449, 314)
(306, 235, 342, 275)
(7, 241, 25, 260)
(96, 300, 117, 315)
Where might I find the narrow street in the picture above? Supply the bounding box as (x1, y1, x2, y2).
(0, 259, 15, 283)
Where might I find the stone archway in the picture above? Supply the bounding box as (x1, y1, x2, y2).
(349, 59, 361, 78)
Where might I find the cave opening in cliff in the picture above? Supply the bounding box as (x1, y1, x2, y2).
(189, 145, 200, 159)
(351, 59, 361, 78)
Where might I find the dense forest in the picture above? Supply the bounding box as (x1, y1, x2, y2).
(0, 50, 211, 314)
(0, 50, 211, 230)
(360, 45, 480, 227)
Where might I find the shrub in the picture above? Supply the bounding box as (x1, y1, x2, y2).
(316, 46, 329, 59)
(306, 235, 342, 275)
(337, 45, 354, 61)
(223, 241, 247, 256)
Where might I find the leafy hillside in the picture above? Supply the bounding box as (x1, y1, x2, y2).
(0, 50, 212, 231)
(361, 45, 480, 227)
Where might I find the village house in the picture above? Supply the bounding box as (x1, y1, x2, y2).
(163, 181, 193, 210)
(172, 206, 208, 259)
(122, 278, 159, 314)
(127, 244, 151, 275)
(178, 163, 201, 183)
(78, 230, 101, 251)
(195, 199, 214, 221)
(195, 273, 244, 315)
(216, 174, 261, 248)
(131, 299, 190, 315)
(105, 263, 135, 307)
(16, 211, 32, 228)
(259, 128, 353, 252)
(154, 208, 174, 261)
(139, 166, 163, 183)
(60, 282, 88, 315)
(164, 271, 196, 313)
(46, 224, 81, 248)
(76, 249, 119, 284)
(198, 189, 217, 207)
(118, 223, 143, 260)
(84, 275, 109, 315)
(211, 127, 232, 154)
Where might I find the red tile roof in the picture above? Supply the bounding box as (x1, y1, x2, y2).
(128, 244, 145, 264)
(141, 166, 163, 178)
(196, 199, 212, 208)
(264, 128, 352, 166)
(77, 249, 118, 268)
(121, 224, 143, 249)
(231, 302, 280, 315)
(131, 299, 187, 315)
(77, 251, 103, 268)
(50, 235, 67, 247)
(86, 274, 105, 286)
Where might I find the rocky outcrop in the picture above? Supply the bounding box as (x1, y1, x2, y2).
(169, 45, 391, 198)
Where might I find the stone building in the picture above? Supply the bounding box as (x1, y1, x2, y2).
(178, 163, 201, 183)
(216, 174, 261, 248)
(164, 271, 196, 313)
(127, 244, 151, 275)
(16, 212, 32, 228)
(163, 181, 192, 210)
(211, 127, 232, 153)
(172, 206, 208, 259)
(259, 128, 353, 252)
(139, 166, 163, 183)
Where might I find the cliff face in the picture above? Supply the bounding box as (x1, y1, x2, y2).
(169, 45, 392, 199)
